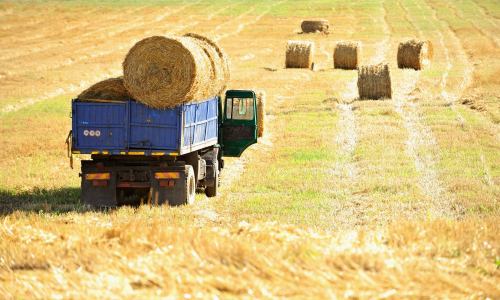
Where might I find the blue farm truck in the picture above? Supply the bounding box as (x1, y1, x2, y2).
(66, 90, 257, 206)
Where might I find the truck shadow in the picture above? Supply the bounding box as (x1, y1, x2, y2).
(0, 187, 101, 216)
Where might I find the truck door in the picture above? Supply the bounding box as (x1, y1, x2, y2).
(220, 90, 257, 157)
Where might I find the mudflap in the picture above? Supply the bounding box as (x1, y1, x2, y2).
(81, 172, 117, 207)
(150, 167, 187, 206)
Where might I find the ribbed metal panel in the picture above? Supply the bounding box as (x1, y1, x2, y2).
(73, 101, 127, 149)
(182, 97, 218, 149)
(72, 97, 218, 155)
(129, 101, 180, 149)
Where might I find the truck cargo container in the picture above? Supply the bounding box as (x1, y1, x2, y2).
(66, 90, 258, 206)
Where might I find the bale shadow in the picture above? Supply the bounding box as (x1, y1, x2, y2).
(0, 187, 104, 215)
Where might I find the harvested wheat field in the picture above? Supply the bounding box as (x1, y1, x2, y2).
(1, 0, 500, 299)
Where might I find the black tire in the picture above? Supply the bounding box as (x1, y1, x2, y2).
(205, 162, 218, 197)
(185, 165, 196, 205)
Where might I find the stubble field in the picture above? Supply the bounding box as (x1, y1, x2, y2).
(0, 0, 499, 298)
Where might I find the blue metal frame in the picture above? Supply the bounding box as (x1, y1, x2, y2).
(72, 97, 219, 156)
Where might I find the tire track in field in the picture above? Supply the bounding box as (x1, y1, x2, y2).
(214, 0, 288, 41)
(209, 3, 254, 34)
(0, 7, 101, 39)
(472, 0, 500, 21)
(393, 0, 473, 219)
(325, 7, 362, 228)
(397, 0, 421, 36)
(0, 6, 136, 44)
(442, 0, 500, 186)
(393, 71, 455, 219)
(0, 2, 196, 78)
(149, 2, 241, 36)
(392, 0, 458, 219)
(449, 0, 500, 48)
(367, 0, 391, 65)
(0, 6, 150, 61)
(422, 0, 474, 103)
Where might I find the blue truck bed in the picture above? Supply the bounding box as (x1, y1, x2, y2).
(72, 96, 218, 156)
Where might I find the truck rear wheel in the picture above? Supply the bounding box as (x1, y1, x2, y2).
(205, 162, 218, 198)
(186, 165, 196, 205)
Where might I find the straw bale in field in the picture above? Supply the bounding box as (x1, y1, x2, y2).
(123, 35, 230, 109)
(334, 41, 361, 70)
(301, 20, 329, 33)
(256, 91, 266, 137)
(357, 63, 392, 100)
(397, 38, 434, 70)
(77, 77, 132, 101)
(183, 33, 230, 94)
(285, 41, 314, 69)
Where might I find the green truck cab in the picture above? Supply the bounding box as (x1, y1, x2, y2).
(219, 89, 258, 157)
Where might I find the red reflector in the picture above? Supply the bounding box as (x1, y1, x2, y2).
(96, 162, 104, 168)
(93, 180, 108, 187)
(159, 180, 174, 187)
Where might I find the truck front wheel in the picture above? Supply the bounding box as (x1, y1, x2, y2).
(186, 165, 196, 205)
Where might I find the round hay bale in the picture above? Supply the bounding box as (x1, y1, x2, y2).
(123, 35, 228, 109)
(301, 20, 329, 33)
(183, 32, 231, 95)
(397, 38, 434, 70)
(285, 41, 314, 69)
(77, 77, 132, 101)
(334, 41, 361, 70)
(357, 63, 392, 100)
(256, 91, 266, 137)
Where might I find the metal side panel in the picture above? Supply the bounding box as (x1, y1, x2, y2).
(181, 97, 218, 154)
(129, 101, 180, 150)
(73, 100, 127, 150)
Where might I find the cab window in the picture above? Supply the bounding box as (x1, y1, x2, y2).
(225, 98, 254, 120)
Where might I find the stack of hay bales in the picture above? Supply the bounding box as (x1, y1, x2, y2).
(334, 41, 361, 70)
(285, 41, 314, 69)
(301, 20, 329, 33)
(77, 77, 132, 101)
(256, 91, 266, 137)
(122, 34, 230, 109)
(357, 63, 392, 100)
(397, 38, 433, 70)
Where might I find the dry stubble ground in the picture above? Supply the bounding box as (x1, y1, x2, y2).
(0, 0, 499, 299)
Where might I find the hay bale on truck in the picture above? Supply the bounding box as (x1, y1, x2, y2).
(256, 91, 266, 137)
(301, 20, 329, 33)
(183, 32, 231, 95)
(77, 77, 132, 101)
(123, 34, 230, 109)
(397, 38, 433, 70)
(357, 63, 393, 100)
(334, 41, 361, 70)
(285, 41, 314, 69)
